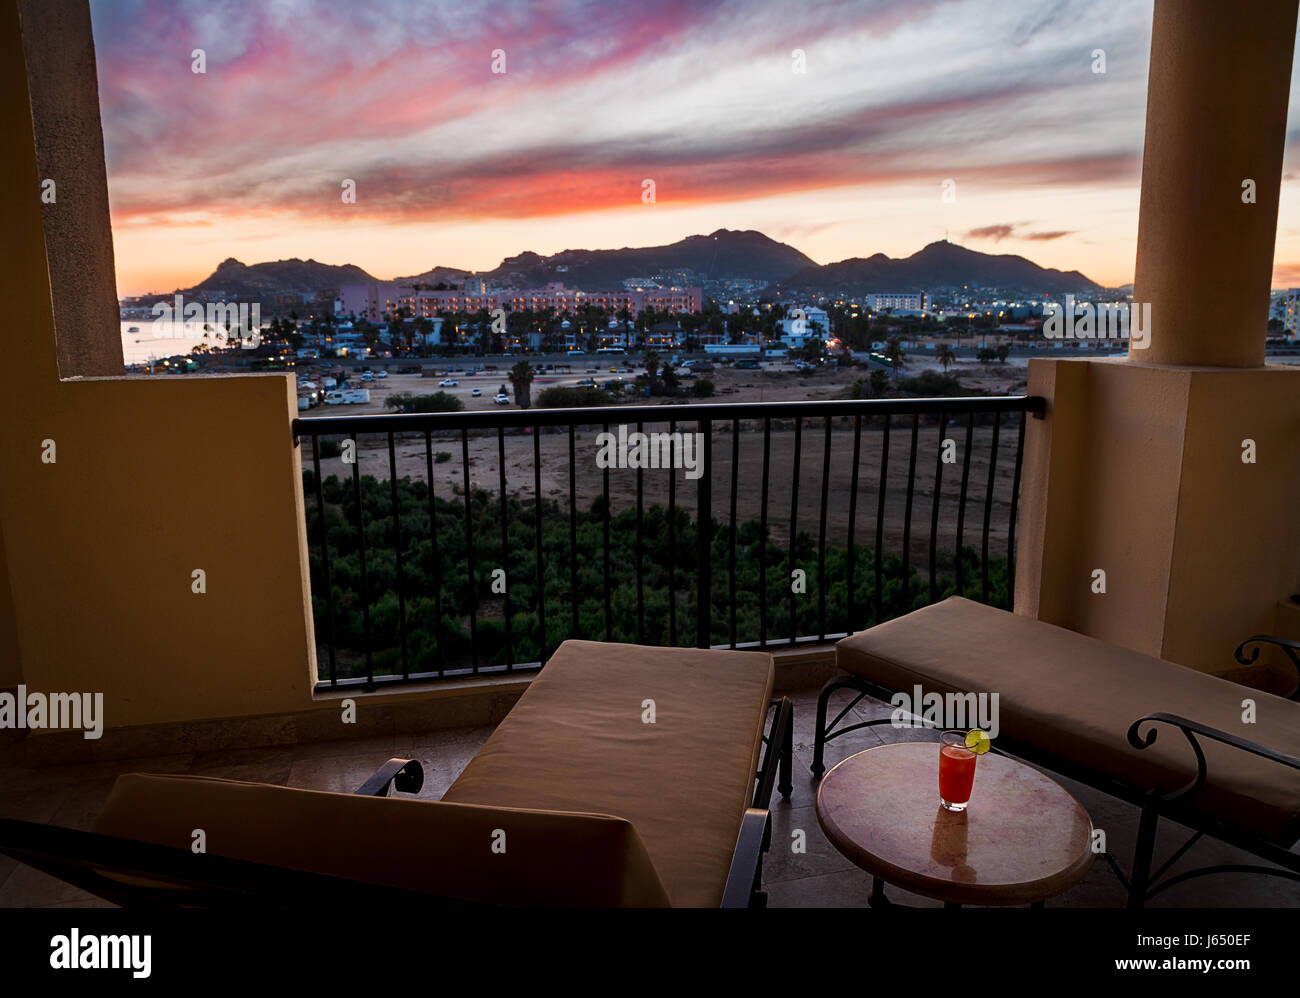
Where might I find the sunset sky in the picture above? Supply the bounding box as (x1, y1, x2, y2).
(89, 0, 1300, 297)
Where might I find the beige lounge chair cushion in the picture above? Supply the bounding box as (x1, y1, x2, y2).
(93, 772, 671, 906)
(836, 597, 1300, 846)
(444, 639, 775, 907)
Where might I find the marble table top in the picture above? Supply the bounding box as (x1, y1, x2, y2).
(816, 741, 1095, 906)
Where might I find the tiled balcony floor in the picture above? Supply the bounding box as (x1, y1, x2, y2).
(2, 685, 1297, 908)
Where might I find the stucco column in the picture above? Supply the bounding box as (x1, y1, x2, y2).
(1132, 0, 1297, 367)
(1018, 3, 1300, 686)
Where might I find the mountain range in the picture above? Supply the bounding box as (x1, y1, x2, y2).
(775, 240, 1101, 296)
(178, 229, 1103, 301)
(191, 257, 375, 298)
(397, 229, 816, 289)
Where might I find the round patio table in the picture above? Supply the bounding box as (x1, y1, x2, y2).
(816, 742, 1095, 907)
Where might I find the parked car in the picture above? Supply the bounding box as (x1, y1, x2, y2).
(494, 393, 510, 405)
(439, 378, 459, 387)
(471, 388, 482, 397)
(361, 372, 375, 382)
(375, 370, 388, 379)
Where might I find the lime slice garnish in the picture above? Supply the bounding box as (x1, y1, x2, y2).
(965, 729, 992, 755)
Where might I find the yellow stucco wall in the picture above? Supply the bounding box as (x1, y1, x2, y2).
(0, 0, 319, 727)
(1017, 357, 1300, 676)
(1162, 370, 1300, 670)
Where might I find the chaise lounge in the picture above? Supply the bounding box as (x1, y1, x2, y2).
(0, 640, 794, 908)
(812, 596, 1300, 906)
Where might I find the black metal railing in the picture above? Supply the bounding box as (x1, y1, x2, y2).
(294, 395, 1045, 690)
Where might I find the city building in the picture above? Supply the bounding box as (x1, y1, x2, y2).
(865, 291, 930, 313)
(777, 305, 830, 348)
(597, 321, 631, 350)
(1282, 288, 1300, 337)
(339, 281, 702, 323)
(644, 320, 681, 349)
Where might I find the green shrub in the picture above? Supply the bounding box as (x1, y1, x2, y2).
(304, 473, 1013, 682)
(896, 371, 968, 396)
(385, 392, 464, 413)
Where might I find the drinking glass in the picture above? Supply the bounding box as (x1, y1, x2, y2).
(939, 730, 977, 811)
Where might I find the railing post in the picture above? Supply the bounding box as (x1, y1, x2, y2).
(696, 418, 712, 649)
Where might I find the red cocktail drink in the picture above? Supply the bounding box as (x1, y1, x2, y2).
(939, 732, 977, 811)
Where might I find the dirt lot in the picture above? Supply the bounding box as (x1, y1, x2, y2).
(305, 356, 1031, 564)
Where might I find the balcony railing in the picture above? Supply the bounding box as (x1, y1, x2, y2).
(293, 394, 1045, 691)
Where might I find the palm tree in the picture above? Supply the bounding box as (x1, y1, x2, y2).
(386, 306, 411, 354)
(883, 336, 907, 377)
(358, 317, 380, 356)
(508, 360, 535, 409)
(660, 361, 680, 396)
(414, 317, 434, 356)
(317, 311, 333, 353)
(936, 343, 956, 373)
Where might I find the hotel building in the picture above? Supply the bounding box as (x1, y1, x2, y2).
(865, 291, 930, 312)
(340, 281, 702, 323)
